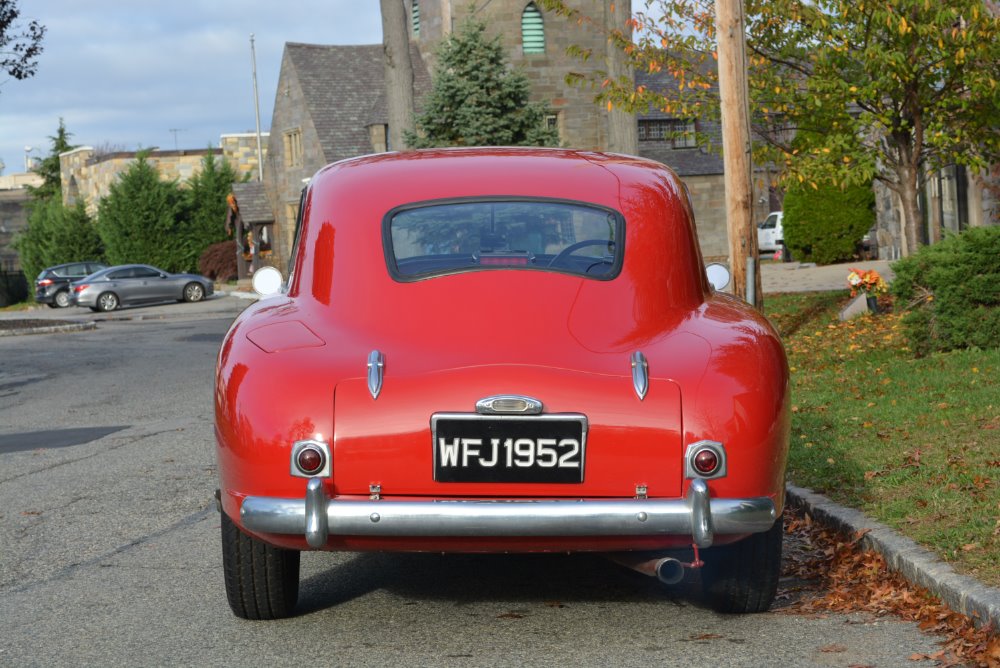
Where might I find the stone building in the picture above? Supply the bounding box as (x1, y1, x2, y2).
(260, 42, 431, 267)
(60, 134, 268, 216)
(258, 1, 745, 271)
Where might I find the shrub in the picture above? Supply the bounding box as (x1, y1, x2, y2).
(199, 240, 237, 282)
(891, 226, 1000, 355)
(782, 180, 875, 265)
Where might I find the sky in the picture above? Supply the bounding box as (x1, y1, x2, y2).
(0, 1, 384, 175)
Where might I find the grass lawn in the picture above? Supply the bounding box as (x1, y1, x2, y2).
(766, 291, 1000, 587)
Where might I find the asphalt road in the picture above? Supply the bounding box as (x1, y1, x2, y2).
(0, 296, 944, 667)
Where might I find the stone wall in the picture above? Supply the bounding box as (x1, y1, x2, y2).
(61, 138, 269, 217)
(220, 133, 270, 180)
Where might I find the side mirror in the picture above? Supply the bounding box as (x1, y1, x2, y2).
(252, 266, 284, 297)
(705, 262, 731, 292)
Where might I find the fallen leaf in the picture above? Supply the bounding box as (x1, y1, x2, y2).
(819, 643, 848, 653)
(689, 633, 723, 640)
(496, 612, 524, 619)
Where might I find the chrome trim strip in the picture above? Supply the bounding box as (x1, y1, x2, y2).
(475, 395, 544, 415)
(240, 488, 775, 544)
(367, 350, 385, 400)
(631, 351, 648, 401)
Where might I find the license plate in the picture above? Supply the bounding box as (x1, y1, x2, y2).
(432, 413, 587, 483)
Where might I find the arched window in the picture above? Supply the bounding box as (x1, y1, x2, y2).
(521, 3, 545, 54)
(411, 0, 420, 37)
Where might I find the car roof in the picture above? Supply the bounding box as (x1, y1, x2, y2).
(292, 147, 709, 312)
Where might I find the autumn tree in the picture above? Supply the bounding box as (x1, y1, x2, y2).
(543, 0, 1000, 255)
(405, 17, 559, 148)
(0, 0, 44, 93)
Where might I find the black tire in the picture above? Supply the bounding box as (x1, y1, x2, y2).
(221, 511, 300, 620)
(96, 291, 119, 312)
(53, 290, 71, 308)
(182, 282, 205, 303)
(700, 514, 783, 613)
(47, 302, 59, 309)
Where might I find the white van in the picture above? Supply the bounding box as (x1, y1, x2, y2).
(757, 211, 784, 253)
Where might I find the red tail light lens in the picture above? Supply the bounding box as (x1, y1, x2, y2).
(693, 448, 720, 475)
(296, 447, 325, 475)
(38, 279, 54, 287)
(74, 284, 89, 293)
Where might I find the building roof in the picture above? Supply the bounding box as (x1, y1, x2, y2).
(285, 43, 431, 163)
(231, 181, 273, 224)
(634, 67, 724, 177)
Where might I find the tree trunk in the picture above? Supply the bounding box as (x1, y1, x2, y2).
(897, 163, 923, 255)
(380, 0, 415, 151)
(605, 0, 638, 155)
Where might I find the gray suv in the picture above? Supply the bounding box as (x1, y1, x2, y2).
(35, 262, 108, 308)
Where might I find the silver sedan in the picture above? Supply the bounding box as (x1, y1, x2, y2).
(69, 264, 214, 312)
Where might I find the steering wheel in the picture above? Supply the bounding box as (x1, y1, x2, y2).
(547, 239, 615, 268)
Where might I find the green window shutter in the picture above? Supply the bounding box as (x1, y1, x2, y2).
(412, 0, 420, 37)
(521, 3, 545, 54)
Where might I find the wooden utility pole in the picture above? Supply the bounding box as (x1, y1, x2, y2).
(605, 0, 638, 155)
(380, 0, 415, 151)
(714, 0, 762, 309)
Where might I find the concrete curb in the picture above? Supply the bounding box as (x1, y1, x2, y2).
(787, 484, 1000, 630)
(0, 321, 97, 337)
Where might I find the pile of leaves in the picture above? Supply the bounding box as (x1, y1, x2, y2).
(782, 508, 1000, 666)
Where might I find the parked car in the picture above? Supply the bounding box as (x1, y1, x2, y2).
(757, 211, 784, 254)
(215, 148, 790, 620)
(34, 261, 108, 308)
(69, 264, 213, 312)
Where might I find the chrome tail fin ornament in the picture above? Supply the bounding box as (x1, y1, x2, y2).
(367, 350, 385, 400)
(631, 351, 649, 401)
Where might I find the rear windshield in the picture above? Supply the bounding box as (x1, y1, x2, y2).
(385, 199, 623, 281)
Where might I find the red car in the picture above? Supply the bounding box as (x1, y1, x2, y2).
(215, 148, 790, 620)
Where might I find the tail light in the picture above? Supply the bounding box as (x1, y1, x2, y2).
(684, 440, 727, 479)
(290, 439, 331, 478)
(74, 284, 89, 293)
(38, 279, 54, 287)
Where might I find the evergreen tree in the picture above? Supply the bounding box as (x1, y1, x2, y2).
(13, 120, 105, 290)
(182, 152, 239, 271)
(96, 154, 188, 271)
(14, 198, 103, 282)
(405, 18, 559, 148)
(26, 118, 74, 200)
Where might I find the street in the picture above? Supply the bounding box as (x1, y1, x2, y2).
(0, 296, 944, 667)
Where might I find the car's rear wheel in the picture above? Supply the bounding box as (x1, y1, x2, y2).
(96, 292, 119, 312)
(700, 513, 783, 613)
(221, 511, 300, 620)
(182, 282, 204, 303)
(53, 290, 71, 308)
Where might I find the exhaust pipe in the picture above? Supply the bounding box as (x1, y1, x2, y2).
(654, 557, 685, 585)
(604, 553, 697, 585)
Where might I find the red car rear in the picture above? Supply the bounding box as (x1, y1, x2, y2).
(215, 148, 789, 619)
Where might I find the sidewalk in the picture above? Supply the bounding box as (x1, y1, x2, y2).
(761, 258, 893, 294)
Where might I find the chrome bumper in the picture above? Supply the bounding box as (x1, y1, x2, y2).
(240, 479, 777, 549)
